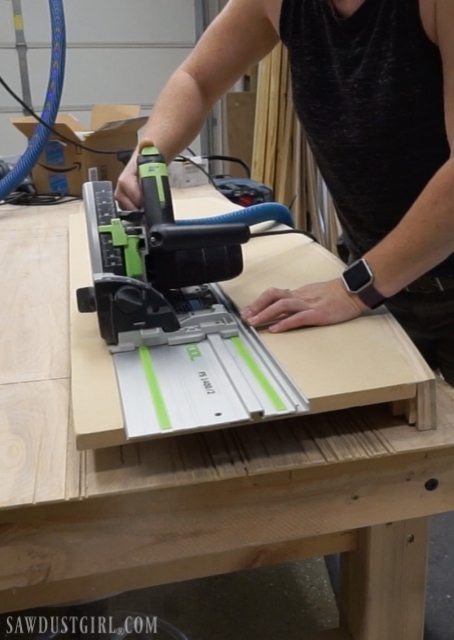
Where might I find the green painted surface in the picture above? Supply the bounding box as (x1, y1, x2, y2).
(124, 236, 143, 278)
(98, 219, 143, 277)
(230, 337, 287, 411)
(138, 146, 168, 204)
(139, 346, 172, 431)
(99, 218, 127, 246)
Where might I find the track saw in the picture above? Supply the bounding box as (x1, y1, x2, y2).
(77, 146, 310, 440)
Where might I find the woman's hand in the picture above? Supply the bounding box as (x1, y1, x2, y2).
(241, 278, 367, 332)
(114, 151, 142, 211)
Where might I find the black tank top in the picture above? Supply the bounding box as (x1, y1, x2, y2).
(280, 0, 453, 276)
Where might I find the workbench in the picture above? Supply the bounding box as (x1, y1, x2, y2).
(1, 192, 453, 640)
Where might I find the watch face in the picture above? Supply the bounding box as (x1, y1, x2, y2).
(343, 259, 373, 292)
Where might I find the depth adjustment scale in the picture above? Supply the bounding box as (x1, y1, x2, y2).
(77, 146, 309, 440)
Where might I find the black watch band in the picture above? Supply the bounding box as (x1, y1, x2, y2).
(356, 285, 386, 309)
(341, 258, 386, 309)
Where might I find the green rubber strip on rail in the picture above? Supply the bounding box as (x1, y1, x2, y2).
(230, 336, 286, 411)
(139, 346, 172, 431)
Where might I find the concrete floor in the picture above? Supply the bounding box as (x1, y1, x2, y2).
(101, 556, 338, 639)
(0, 557, 337, 639)
(1, 513, 454, 639)
(424, 512, 454, 640)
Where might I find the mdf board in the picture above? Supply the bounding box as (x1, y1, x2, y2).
(70, 185, 436, 450)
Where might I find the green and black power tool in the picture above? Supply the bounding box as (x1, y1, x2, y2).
(77, 145, 251, 346)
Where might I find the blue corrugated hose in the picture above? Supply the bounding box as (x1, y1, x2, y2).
(175, 201, 294, 228)
(0, 0, 66, 200)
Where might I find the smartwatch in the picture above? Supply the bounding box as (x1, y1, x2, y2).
(341, 258, 386, 309)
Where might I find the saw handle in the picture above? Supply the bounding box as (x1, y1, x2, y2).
(137, 145, 175, 227)
(149, 223, 250, 251)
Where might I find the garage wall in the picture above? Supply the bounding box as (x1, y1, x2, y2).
(0, 0, 198, 157)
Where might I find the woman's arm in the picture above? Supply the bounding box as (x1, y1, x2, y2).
(115, 0, 279, 210)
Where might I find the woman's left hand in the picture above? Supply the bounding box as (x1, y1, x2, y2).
(241, 278, 367, 332)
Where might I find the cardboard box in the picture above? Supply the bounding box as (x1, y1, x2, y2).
(11, 104, 147, 196)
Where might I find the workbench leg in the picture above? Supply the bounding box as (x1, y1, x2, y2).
(339, 517, 428, 640)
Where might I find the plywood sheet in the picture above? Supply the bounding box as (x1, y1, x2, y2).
(0, 379, 71, 507)
(0, 226, 69, 384)
(70, 186, 435, 450)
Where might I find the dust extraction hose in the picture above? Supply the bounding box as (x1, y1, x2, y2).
(175, 201, 294, 228)
(0, 0, 66, 200)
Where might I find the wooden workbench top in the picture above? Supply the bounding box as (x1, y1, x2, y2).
(0, 189, 453, 514)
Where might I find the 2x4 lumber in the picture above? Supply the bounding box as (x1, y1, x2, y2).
(0, 529, 356, 614)
(340, 518, 428, 640)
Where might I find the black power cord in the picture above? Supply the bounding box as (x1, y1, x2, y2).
(173, 155, 218, 189)
(2, 74, 279, 213)
(0, 191, 80, 206)
(1, 74, 256, 191)
(0, 74, 134, 204)
(0, 74, 129, 156)
(251, 228, 318, 242)
(202, 154, 251, 178)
